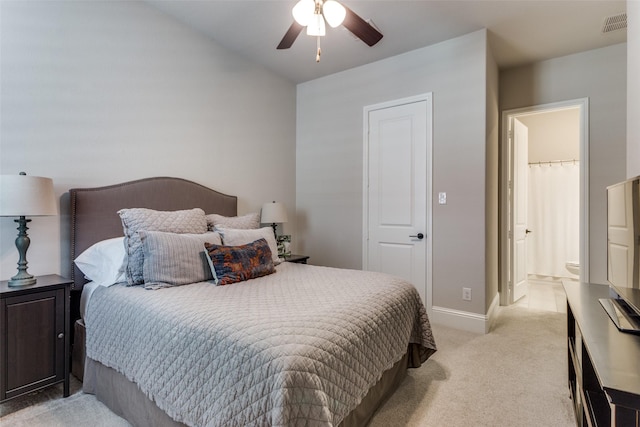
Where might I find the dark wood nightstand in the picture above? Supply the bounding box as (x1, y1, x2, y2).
(0, 274, 72, 403)
(284, 254, 309, 264)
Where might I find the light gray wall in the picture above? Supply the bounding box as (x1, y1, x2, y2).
(500, 43, 627, 285)
(629, 0, 640, 178)
(0, 1, 297, 280)
(520, 109, 581, 163)
(297, 30, 491, 315)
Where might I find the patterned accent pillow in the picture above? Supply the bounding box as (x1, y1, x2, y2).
(204, 238, 275, 286)
(216, 227, 281, 265)
(206, 212, 260, 231)
(140, 231, 222, 290)
(118, 208, 208, 285)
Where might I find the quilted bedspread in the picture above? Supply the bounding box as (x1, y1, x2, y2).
(85, 262, 436, 427)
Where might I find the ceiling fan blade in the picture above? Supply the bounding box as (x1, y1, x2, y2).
(342, 5, 383, 47)
(277, 21, 304, 49)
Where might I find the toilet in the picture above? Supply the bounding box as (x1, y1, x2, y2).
(565, 261, 580, 277)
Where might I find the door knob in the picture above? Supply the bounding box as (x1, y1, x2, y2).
(410, 233, 424, 240)
(525, 229, 532, 234)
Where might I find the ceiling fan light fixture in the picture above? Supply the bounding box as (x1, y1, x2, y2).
(277, 0, 383, 54)
(306, 13, 326, 36)
(292, 0, 315, 26)
(322, 0, 346, 28)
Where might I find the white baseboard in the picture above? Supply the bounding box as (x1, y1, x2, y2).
(430, 293, 500, 334)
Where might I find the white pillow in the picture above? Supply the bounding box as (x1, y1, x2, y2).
(74, 237, 126, 287)
(216, 227, 281, 265)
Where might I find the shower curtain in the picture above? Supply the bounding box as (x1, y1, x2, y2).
(527, 162, 580, 278)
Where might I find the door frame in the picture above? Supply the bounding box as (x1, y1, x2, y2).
(500, 98, 589, 306)
(362, 93, 433, 314)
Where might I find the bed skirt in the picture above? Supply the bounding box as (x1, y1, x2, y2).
(72, 319, 86, 381)
(83, 349, 414, 427)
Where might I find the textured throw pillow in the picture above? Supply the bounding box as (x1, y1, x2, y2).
(74, 237, 126, 287)
(206, 212, 260, 231)
(118, 208, 208, 285)
(204, 238, 275, 286)
(140, 231, 222, 290)
(216, 227, 281, 264)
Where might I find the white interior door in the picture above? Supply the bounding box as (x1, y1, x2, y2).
(512, 119, 529, 302)
(365, 97, 430, 304)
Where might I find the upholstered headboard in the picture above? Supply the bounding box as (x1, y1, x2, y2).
(69, 177, 237, 291)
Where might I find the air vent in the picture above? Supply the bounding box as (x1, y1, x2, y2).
(602, 13, 627, 33)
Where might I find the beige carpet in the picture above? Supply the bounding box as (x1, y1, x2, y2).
(370, 305, 575, 427)
(0, 305, 575, 427)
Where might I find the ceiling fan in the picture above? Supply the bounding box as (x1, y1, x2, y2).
(277, 0, 383, 62)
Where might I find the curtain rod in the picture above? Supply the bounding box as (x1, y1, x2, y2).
(528, 159, 578, 166)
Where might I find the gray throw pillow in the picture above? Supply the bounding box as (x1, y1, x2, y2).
(118, 208, 207, 285)
(140, 231, 222, 290)
(206, 212, 260, 230)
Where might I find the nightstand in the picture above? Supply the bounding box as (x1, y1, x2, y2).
(0, 274, 72, 403)
(284, 254, 310, 264)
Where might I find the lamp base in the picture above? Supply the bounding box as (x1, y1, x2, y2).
(8, 275, 37, 287)
(8, 216, 37, 287)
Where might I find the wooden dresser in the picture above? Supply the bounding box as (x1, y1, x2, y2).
(563, 281, 640, 427)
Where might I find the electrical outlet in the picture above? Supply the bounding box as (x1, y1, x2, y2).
(462, 287, 472, 301)
(438, 192, 447, 205)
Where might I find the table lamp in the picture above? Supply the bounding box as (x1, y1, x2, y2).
(0, 172, 58, 287)
(261, 201, 288, 237)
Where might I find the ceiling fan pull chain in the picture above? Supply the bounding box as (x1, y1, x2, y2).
(316, 36, 322, 62)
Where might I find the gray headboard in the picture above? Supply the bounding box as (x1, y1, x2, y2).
(69, 177, 237, 291)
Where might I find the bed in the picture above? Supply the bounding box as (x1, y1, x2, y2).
(69, 177, 436, 427)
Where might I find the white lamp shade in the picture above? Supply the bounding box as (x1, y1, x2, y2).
(292, 0, 315, 26)
(0, 174, 58, 216)
(261, 202, 288, 224)
(306, 13, 326, 36)
(322, 0, 346, 27)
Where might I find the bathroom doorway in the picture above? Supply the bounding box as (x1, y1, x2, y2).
(500, 99, 589, 307)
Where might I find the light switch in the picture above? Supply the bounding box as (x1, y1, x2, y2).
(438, 192, 447, 205)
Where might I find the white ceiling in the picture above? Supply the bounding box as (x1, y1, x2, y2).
(147, 0, 627, 84)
